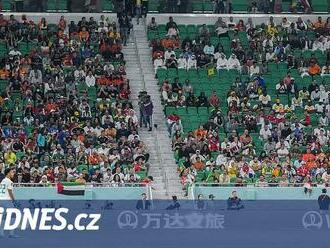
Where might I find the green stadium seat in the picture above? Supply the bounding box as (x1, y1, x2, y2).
(57, 0, 68, 12)
(311, 0, 328, 12)
(46, 0, 57, 12)
(102, 0, 114, 12)
(203, 2, 214, 12)
(192, 2, 203, 12)
(232, 0, 248, 12)
(1, 0, 11, 11)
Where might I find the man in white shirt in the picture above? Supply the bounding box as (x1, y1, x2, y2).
(187, 55, 197, 70)
(312, 38, 324, 52)
(164, 48, 175, 61)
(259, 92, 271, 107)
(29, 68, 43, 84)
(153, 55, 165, 73)
(0, 168, 17, 238)
(259, 125, 272, 141)
(277, 144, 289, 159)
(315, 100, 325, 114)
(311, 87, 320, 101)
(85, 71, 96, 87)
(250, 62, 260, 76)
(74, 67, 86, 81)
(0, 168, 15, 201)
(227, 54, 241, 70)
(216, 53, 227, 70)
(177, 55, 187, 69)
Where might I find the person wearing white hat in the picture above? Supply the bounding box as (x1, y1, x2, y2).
(227, 54, 241, 71)
(216, 53, 227, 70)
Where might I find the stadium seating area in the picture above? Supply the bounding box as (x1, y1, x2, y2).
(1, 0, 328, 13)
(148, 15, 330, 190)
(0, 14, 151, 186)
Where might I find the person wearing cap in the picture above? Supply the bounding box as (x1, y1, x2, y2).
(227, 54, 241, 70)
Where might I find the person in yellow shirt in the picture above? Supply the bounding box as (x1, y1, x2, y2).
(109, 27, 121, 40)
(227, 163, 238, 178)
(266, 23, 278, 37)
(75, 174, 87, 184)
(4, 150, 17, 165)
(272, 99, 284, 113)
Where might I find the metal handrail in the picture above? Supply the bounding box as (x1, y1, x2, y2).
(193, 182, 318, 187)
(154, 130, 169, 196)
(13, 183, 148, 187)
(132, 24, 146, 91)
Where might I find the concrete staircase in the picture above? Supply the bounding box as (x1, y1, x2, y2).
(122, 20, 185, 199)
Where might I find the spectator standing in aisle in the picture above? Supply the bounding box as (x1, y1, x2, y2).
(135, 0, 142, 24)
(139, 91, 147, 128)
(144, 95, 154, 131)
(142, 0, 149, 17)
(119, 13, 132, 46)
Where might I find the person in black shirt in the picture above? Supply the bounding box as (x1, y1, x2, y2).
(165, 16, 178, 31)
(166, 195, 181, 210)
(186, 92, 197, 106)
(197, 54, 210, 68)
(136, 193, 151, 210)
(318, 188, 330, 211)
(172, 77, 182, 93)
(198, 92, 208, 107)
(165, 54, 178, 69)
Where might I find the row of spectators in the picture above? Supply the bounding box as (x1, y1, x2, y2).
(0, 14, 152, 187)
(148, 16, 330, 192)
(150, 16, 330, 76)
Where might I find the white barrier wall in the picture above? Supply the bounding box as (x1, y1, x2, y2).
(0, 12, 328, 25)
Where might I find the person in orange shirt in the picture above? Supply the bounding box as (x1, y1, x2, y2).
(161, 38, 179, 49)
(194, 126, 207, 141)
(77, 132, 85, 143)
(308, 62, 321, 75)
(302, 149, 316, 164)
(0, 68, 9, 79)
(88, 151, 102, 165)
(45, 98, 58, 114)
(75, 174, 87, 184)
(193, 157, 205, 171)
(314, 16, 325, 30)
(79, 27, 89, 41)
